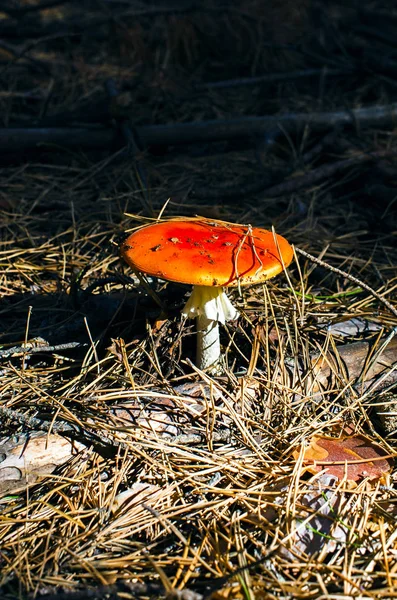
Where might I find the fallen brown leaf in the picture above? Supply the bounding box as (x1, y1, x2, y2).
(293, 434, 393, 482)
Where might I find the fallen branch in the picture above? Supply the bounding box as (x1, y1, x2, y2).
(2, 102, 397, 153)
(138, 102, 397, 145)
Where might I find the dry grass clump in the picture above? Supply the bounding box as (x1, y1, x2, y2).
(1, 1, 397, 599)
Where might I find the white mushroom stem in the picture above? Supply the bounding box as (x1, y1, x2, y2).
(181, 285, 239, 370)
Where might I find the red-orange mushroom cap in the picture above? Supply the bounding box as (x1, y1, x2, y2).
(121, 219, 293, 287)
(121, 219, 293, 371)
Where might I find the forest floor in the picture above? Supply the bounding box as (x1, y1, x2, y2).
(1, 1, 397, 598)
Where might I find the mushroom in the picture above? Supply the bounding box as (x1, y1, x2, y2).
(121, 218, 293, 371)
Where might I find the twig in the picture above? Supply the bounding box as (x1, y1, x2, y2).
(196, 67, 353, 90)
(0, 402, 230, 451)
(295, 246, 397, 321)
(168, 429, 230, 445)
(30, 581, 164, 600)
(0, 406, 75, 434)
(0, 340, 84, 360)
(0, 404, 124, 457)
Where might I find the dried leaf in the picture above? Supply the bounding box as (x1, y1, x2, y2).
(320, 317, 382, 337)
(290, 474, 349, 558)
(254, 475, 350, 559)
(294, 434, 393, 482)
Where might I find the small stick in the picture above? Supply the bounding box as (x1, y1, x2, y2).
(295, 246, 397, 321)
(0, 406, 74, 434)
(196, 67, 353, 90)
(22, 305, 33, 371)
(25, 581, 164, 600)
(0, 341, 83, 360)
(0, 404, 123, 454)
